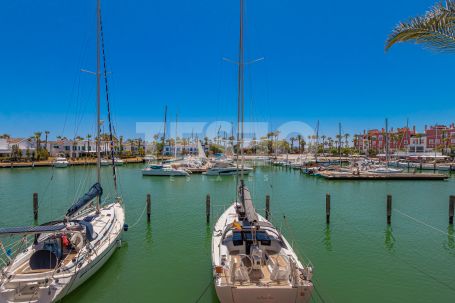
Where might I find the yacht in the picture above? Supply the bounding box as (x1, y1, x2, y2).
(368, 166, 403, 174)
(212, 1, 313, 302)
(212, 182, 313, 303)
(0, 2, 125, 301)
(0, 184, 124, 302)
(114, 158, 124, 166)
(205, 162, 253, 176)
(53, 155, 69, 168)
(142, 164, 189, 176)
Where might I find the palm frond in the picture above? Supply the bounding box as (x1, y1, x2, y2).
(385, 1, 455, 52)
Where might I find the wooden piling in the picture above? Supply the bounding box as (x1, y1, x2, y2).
(265, 195, 270, 220)
(387, 195, 392, 225)
(206, 194, 211, 224)
(449, 196, 455, 225)
(326, 193, 331, 224)
(33, 193, 38, 221)
(146, 194, 151, 223)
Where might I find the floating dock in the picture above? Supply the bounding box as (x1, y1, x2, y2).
(318, 171, 449, 181)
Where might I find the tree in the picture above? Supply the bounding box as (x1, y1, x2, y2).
(44, 131, 50, 150)
(321, 135, 326, 152)
(296, 135, 303, 153)
(386, 1, 455, 52)
(289, 137, 295, 153)
(34, 132, 42, 160)
(344, 133, 350, 148)
(0, 134, 11, 139)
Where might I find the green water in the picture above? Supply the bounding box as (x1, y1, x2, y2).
(0, 164, 454, 303)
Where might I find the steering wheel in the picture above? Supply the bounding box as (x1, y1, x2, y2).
(238, 254, 254, 273)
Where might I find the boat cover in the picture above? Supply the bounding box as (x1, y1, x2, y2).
(66, 183, 103, 217)
(238, 183, 259, 224)
(0, 224, 66, 235)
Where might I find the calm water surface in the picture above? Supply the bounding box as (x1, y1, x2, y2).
(0, 164, 454, 303)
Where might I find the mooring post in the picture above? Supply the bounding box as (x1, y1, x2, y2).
(326, 193, 331, 224)
(265, 195, 270, 220)
(387, 195, 392, 225)
(206, 194, 211, 224)
(33, 193, 38, 221)
(146, 194, 151, 223)
(449, 196, 455, 225)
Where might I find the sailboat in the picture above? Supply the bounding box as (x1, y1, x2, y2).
(0, 1, 125, 302)
(211, 1, 313, 302)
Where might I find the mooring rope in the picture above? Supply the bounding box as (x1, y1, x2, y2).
(128, 203, 148, 230)
(194, 276, 215, 303)
(393, 208, 452, 237)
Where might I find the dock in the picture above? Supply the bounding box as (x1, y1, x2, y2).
(0, 157, 144, 168)
(318, 171, 449, 181)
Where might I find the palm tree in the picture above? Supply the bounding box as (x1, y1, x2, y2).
(296, 134, 302, 153)
(289, 137, 295, 153)
(386, 1, 455, 52)
(344, 133, 350, 148)
(44, 131, 50, 150)
(321, 135, 326, 152)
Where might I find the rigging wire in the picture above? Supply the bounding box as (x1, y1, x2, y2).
(99, 12, 118, 195)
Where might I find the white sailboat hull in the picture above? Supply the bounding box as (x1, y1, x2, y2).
(205, 167, 253, 176)
(212, 204, 313, 303)
(0, 203, 125, 303)
(53, 162, 69, 168)
(142, 169, 189, 176)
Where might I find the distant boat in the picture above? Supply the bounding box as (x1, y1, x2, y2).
(368, 167, 403, 174)
(204, 162, 253, 176)
(53, 155, 69, 168)
(100, 158, 124, 166)
(113, 158, 124, 166)
(142, 164, 189, 176)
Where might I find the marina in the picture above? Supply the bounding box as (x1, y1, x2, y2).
(0, 164, 454, 302)
(2, 0, 455, 302)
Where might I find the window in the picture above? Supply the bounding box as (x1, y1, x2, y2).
(65, 146, 70, 151)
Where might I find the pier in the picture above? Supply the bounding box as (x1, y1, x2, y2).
(318, 171, 449, 181)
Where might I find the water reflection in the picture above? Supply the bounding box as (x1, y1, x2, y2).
(145, 223, 153, 244)
(444, 225, 454, 254)
(324, 224, 332, 252)
(384, 226, 395, 252)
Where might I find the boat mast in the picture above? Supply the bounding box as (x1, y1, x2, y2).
(175, 113, 178, 158)
(236, 0, 245, 186)
(96, 0, 101, 212)
(162, 105, 167, 156)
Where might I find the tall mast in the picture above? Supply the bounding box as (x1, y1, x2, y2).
(96, 0, 101, 212)
(236, 0, 245, 184)
(175, 113, 178, 158)
(161, 105, 167, 156)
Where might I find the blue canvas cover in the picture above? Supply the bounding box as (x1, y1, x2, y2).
(66, 183, 103, 217)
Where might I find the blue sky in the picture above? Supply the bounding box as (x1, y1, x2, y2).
(1, 0, 454, 140)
